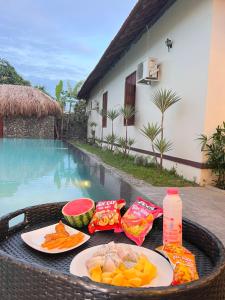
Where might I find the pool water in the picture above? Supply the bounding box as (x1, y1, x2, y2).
(0, 139, 140, 218)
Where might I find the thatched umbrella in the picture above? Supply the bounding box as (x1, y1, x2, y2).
(0, 84, 62, 118)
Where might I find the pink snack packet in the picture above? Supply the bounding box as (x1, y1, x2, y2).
(121, 197, 163, 246)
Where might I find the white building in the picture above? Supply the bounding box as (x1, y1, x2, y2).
(78, 0, 225, 185)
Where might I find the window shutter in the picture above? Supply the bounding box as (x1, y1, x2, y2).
(124, 71, 136, 126)
(102, 92, 108, 128)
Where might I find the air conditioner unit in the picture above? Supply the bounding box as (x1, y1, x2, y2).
(137, 58, 160, 84)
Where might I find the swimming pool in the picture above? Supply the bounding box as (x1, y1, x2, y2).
(0, 139, 140, 217)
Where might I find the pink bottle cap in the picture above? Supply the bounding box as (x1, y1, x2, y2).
(167, 188, 179, 195)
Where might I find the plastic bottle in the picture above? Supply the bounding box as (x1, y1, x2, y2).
(163, 188, 182, 245)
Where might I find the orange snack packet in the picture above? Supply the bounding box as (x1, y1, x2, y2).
(156, 243, 199, 285)
(88, 199, 126, 234)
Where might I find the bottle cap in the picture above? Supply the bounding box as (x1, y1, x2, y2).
(167, 188, 179, 195)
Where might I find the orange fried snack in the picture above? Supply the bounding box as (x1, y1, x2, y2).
(41, 221, 84, 250)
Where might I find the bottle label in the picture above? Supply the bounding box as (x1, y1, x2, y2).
(163, 217, 182, 245)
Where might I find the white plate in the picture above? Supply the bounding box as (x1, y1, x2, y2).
(21, 223, 90, 254)
(70, 243, 173, 287)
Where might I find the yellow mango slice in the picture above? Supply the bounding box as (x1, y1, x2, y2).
(111, 273, 125, 286)
(128, 277, 142, 287)
(134, 262, 144, 272)
(102, 277, 112, 284)
(123, 268, 137, 279)
(91, 271, 102, 283)
(90, 265, 102, 275)
(102, 272, 113, 279)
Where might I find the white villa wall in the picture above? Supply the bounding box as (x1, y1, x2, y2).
(88, 0, 214, 184)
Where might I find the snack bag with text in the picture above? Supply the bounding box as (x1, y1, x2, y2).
(156, 243, 199, 285)
(88, 199, 126, 234)
(121, 197, 163, 246)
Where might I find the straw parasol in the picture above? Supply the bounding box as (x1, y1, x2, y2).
(0, 84, 62, 118)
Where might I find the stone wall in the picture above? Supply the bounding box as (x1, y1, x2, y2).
(3, 116, 55, 139)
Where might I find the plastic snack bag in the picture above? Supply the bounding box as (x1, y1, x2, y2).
(121, 197, 163, 246)
(156, 243, 199, 285)
(88, 199, 126, 234)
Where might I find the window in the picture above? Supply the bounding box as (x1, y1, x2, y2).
(102, 92, 108, 128)
(124, 71, 136, 126)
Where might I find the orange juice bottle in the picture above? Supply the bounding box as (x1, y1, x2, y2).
(163, 188, 182, 245)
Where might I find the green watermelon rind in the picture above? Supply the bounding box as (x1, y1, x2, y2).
(62, 199, 95, 228)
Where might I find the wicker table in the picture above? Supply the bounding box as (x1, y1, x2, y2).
(0, 202, 224, 300)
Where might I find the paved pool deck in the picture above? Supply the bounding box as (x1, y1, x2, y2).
(75, 145, 225, 245)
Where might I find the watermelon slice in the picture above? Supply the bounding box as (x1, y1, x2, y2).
(62, 198, 95, 228)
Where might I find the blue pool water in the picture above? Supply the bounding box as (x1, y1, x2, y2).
(0, 139, 140, 217)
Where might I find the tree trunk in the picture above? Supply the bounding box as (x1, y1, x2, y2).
(125, 120, 128, 155)
(61, 116, 64, 138)
(152, 144, 158, 165)
(66, 102, 72, 136)
(111, 120, 114, 151)
(54, 122, 59, 139)
(160, 113, 164, 169)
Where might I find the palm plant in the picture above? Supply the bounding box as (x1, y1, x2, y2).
(105, 134, 117, 150)
(140, 122, 161, 165)
(152, 89, 181, 141)
(198, 122, 225, 189)
(55, 80, 65, 138)
(127, 138, 135, 155)
(66, 80, 84, 135)
(107, 109, 120, 150)
(154, 138, 173, 169)
(152, 89, 181, 168)
(118, 137, 127, 154)
(98, 109, 107, 147)
(120, 105, 136, 155)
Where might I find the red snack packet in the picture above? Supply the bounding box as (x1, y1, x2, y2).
(88, 199, 126, 234)
(121, 197, 163, 246)
(156, 243, 199, 285)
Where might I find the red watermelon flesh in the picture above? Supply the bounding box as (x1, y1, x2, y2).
(62, 198, 95, 228)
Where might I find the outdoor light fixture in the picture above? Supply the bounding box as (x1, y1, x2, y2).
(165, 38, 173, 51)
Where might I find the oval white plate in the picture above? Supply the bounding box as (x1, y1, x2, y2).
(70, 243, 173, 287)
(21, 223, 90, 254)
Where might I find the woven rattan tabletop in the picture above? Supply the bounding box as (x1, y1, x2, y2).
(0, 202, 224, 300)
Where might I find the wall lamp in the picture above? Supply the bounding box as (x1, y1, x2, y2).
(165, 38, 173, 52)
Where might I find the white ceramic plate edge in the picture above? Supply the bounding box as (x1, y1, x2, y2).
(21, 223, 90, 254)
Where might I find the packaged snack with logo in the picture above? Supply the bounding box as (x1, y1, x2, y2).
(88, 199, 126, 234)
(121, 197, 163, 246)
(156, 243, 199, 285)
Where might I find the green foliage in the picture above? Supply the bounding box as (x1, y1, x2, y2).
(118, 137, 127, 154)
(198, 122, 225, 189)
(105, 134, 117, 150)
(73, 141, 197, 187)
(120, 105, 136, 155)
(120, 105, 136, 121)
(127, 137, 135, 154)
(140, 122, 161, 165)
(55, 80, 63, 102)
(154, 138, 173, 154)
(140, 122, 161, 141)
(150, 88, 181, 168)
(107, 109, 120, 148)
(0, 58, 30, 85)
(152, 89, 181, 113)
(67, 99, 88, 139)
(107, 109, 120, 121)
